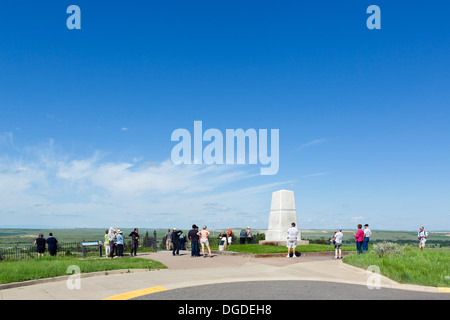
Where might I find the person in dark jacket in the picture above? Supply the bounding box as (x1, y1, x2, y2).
(34, 233, 46, 257)
(171, 228, 183, 256)
(239, 229, 247, 244)
(46, 233, 58, 256)
(129, 228, 140, 256)
(188, 224, 200, 257)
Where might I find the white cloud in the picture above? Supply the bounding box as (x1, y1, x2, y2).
(301, 172, 328, 178)
(0, 140, 290, 228)
(299, 138, 328, 149)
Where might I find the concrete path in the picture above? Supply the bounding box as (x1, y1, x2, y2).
(0, 251, 448, 300)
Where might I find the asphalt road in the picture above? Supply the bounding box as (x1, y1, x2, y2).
(134, 280, 448, 300)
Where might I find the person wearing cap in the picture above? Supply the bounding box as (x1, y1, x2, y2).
(116, 230, 124, 257)
(171, 228, 183, 256)
(188, 224, 200, 257)
(246, 227, 252, 244)
(333, 229, 344, 259)
(363, 224, 372, 253)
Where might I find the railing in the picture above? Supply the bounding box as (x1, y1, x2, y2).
(0, 242, 81, 260)
(0, 231, 161, 261)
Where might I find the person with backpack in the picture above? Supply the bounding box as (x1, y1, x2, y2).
(333, 229, 344, 259)
(418, 226, 428, 251)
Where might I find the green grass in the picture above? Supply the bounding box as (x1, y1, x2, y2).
(0, 256, 167, 285)
(343, 246, 450, 287)
(210, 243, 357, 254)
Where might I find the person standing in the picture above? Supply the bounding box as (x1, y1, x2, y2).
(171, 228, 183, 256)
(188, 224, 200, 257)
(34, 233, 46, 258)
(46, 233, 58, 256)
(363, 224, 372, 253)
(116, 230, 124, 257)
(198, 226, 212, 258)
(108, 227, 116, 258)
(104, 229, 110, 257)
(333, 229, 344, 259)
(354, 224, 364, 254)
(239, 229, 247, 244)
(165, 229, 172, 251)
(179, 233, 187, 251)
(418, 226, 428, 251)
(227, 228, 233, 248)
(286, 223, 299, 258)
(129, 228, 140, 256)
(246, 227, 252, 244)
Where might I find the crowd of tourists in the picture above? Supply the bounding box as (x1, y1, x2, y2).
(164, 225, 255, 258)
(32, 224, 429, 258)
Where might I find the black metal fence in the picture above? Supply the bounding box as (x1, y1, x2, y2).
(0, 231, 160, 261)
(0, 242, 81, 260)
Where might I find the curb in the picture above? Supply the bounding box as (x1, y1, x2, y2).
(0, 268, 153, 291)
(211, 250, 356, 258)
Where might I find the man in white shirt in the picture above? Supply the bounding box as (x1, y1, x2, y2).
(333, 229, 344, 259)
(363, 224, 372, 253)
(286, 222, 299, 258)
(418, 226, 428, 251)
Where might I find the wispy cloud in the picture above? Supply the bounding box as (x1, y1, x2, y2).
(299, 138, 328, 149)
(299, 136, 338, 150)
(301, 172, 328, 178)
(0, 139, 289, 228)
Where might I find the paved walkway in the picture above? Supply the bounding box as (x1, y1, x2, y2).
(0, 251, 448, 300)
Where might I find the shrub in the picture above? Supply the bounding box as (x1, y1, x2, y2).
(373, 241, 404, 257)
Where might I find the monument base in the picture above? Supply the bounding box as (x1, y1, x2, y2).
(259, 240, 310, 246)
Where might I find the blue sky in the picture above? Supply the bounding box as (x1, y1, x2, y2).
(0, 0, 449, 231)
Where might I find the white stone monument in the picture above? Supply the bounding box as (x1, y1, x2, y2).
(260, 189, 309, 246)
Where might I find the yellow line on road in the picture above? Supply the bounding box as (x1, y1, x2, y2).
(103, 286, 168, 300)
(438, 287, 450, 293)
